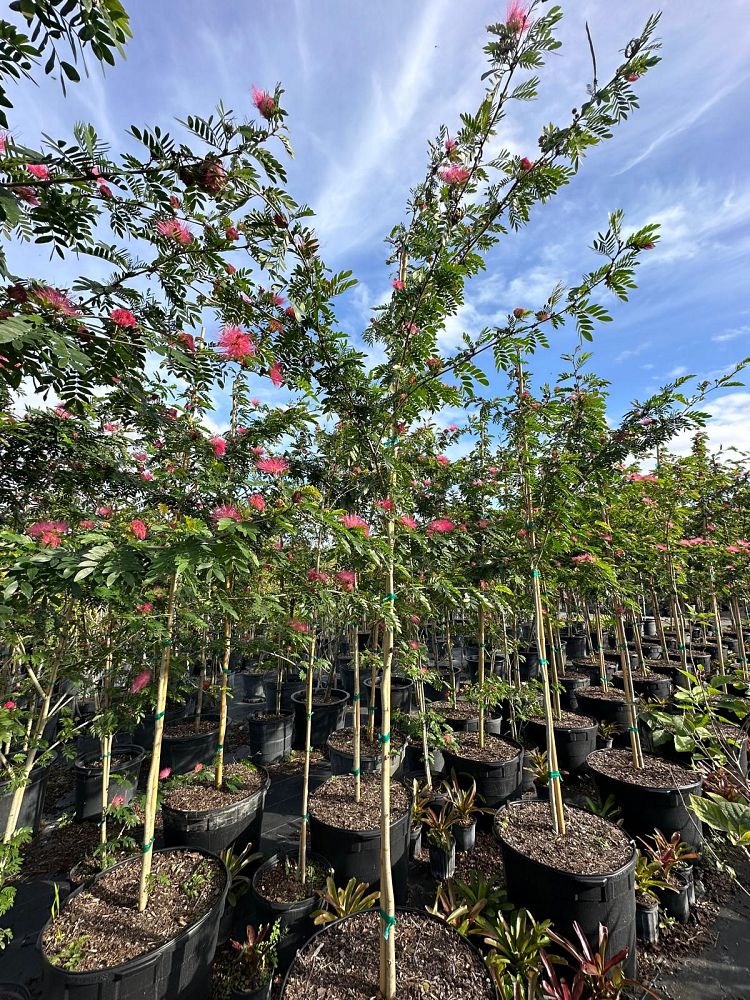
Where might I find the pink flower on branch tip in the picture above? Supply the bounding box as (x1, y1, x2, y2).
(392, 279, 405, 290)
(27, 163, 49, 180)
(438, 164, 470, 185)
(212, 504, 242, 522)
(340, 513, 370, 536)
(130, 669, 152, 694)
(256, 456, 288, 476)
(289, 619, 311, 634)
(210, 435, 227, 458)
(17, 187, 40, 206)
(155, 218, 193, 245)
(218, 326, 256, 363)
(159, 767, 172, 780)
(27, 520, 69, 546)
(377, 499, 395, 511)
(34, 286, 79, 316)
(96, 506, 113, 517)
(436, 454, 450, 465)
(80, 520, 95, 529)
(248, 494, 266, 512)
(445, 137, 457, 152)
(269, 361, 283, 387)
(399, 514, 417, 530)
(427, 518, 454, 535)
(519, 157, 534, 172)
(53, 405, 73, 419)
(506, 1, 530, 32)
(194, 762, 204, 773)
(111, 794, 125, 808)
(136, 603, 153, 614)
(307, 568, 329, 584)
(225, 226, 239, 241)
(3, 700, 16, 710)
(252, 85, 276, 118)
(335, 570, 356, 591)
(110, 308, 137, 328)
(571, 553, 597, 564)
(129, 519, 148, 540)
(104, 422, 119, 432)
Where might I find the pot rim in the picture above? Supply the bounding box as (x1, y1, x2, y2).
(73, 744, 146, 772)
(161, 764, 271, 818)
(290, 688, 350, 706)
(250, 849, 331, 908)
(307, 776, 411, 835)
(586, 748, 702, 792)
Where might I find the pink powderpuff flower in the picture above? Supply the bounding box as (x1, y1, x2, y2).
(409, 614, 420, 625)
(248, 494, 266, 512)
(438, 164, 470, 185)
(655, 544, 668, 552)
(377, 499, 395, 511)
(136, 602, 153, 614)
(252, 85, 276, 118)
(225, 226, 239, 241)
(727, 545, 741, 554)
(571, 553, 597, 564)
(17, 187, 40, 206)
(159, 767, 172, 780)
(130, 519, 148, 540)
(269, 361, 283, 388)
(256, 456, 288, 476)
(111, 794, 126, 808)
(307, 568, 329, 584)
(194, 762, 204, 773)
(446, 424, 458, 432)
(289, 619, 311, 634)
(517, 528, 527, 538)
(140, 471, 154, 481)
(53, 406, 73, 419)
(627, 472, 658, 483)
(96, 505, 113, 517)
(130, 669, 152, 693)
(34, 286, 79, 316)
(519, 157, 534, 171)
(80, 520, 96, 529)
(426, 357, 441, 369)
(155, 218, 193, 245)
(436, 454, 450, 465)
(641, 497, 654, 505)
(104, 422, 119, 432)
(409, 640, 421, 650)
(27, 163, 50, 180)
(27, 520, 69, 547)
(427, 519, 455, 534)
(251, 446, 264, 456)
(110, 308, 137, 328)
(638, 416, 656, 426)
(210, 435, 227, 458)
(218, 326, 256, 363)
(477, 519, 490, 529)
(271, 293, 285, 306)
(3, 700, 17, 710)
(340, 513, 370, 536)
(392, 279, 405, 290)
(212, 504, 242, 522)
(335, 570, 356, 591)
(399, 514, 417, 530)
(445, 137, 457, 152)
(506, 1, 530, 32)
(0, 134, 6, 155)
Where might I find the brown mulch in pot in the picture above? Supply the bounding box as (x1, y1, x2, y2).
(431, 699, 478, 720)
(41, 849, 225, 972)
(253, 854, 330, 904)
(161, 761, 265, 812)
(587, 748, 700, 788)
(163, 718, 218, 739)
(308, 773, 409, 830)
(448, 732, 520, 764)
(265, 749, 323, 779)
(283, 909, 495, 1000)
(77, 751, 140, 771)
(495, 800, 632, 875)
(528, 710, 597, 730)
(16, 822, 100, 881)
(578, 686, 628, 702)
(327, 726, 404, 757)
(559, 669, 593, 681)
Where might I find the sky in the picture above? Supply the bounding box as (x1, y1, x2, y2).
(6, 0, 750, 453)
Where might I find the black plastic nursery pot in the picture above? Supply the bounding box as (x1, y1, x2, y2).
(517, 648, 541, 681)
(559, 673, 591, 711)
(454, 819, 476, 853)
(363, 676, 413, 724)
(291, 689, 349, 750)
(230, 980, 271, 1000)
(575, 689, 632, 729)
(0, 759, 53, 836)
(227, 697, 267, 723)
(73, 745, 145, 823)
(280, 908, 498, 999)
(587, 749, 704, 852)
(402, 743, 445, 777)
(246, 712, 294, 764)
(524, 717, 598, 775)
(160, 715, 220, 775)
(613, 672, 672, 701)
(308, 790, 410, 904)
(429, 840, 456, 880)
(162, 766, 270, 854)
(442, 738, 524, 810)
(495, 801, 637, 980)
(326, 732, 405, 778)
(572, 659, 616, 686)
(263, 678, 306, 714)
(232, 671, 274, 702)
(248, 851, 329, 974)
(0, 985, 31, 1000)
(565, 635, 587, 660)
(38, 847, 229, 1000)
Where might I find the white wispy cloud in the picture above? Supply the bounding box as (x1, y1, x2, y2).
(712, 325, 750, 344)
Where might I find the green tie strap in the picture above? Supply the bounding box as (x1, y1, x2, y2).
(384, 593, 397, 602)
(352, 693, 361, 702)
(384, 436, 400, 447)
(155, 710, 165, 720)
(351, 767, 361, 776)
(532, 569, 540, 578)
(627, 725, 639, 733)
(302, 813, 309, 821)
(539, 658, 548, 666)
(378, 909, 397, 939)
(142, 837, 155, 853)
(217, 743, 224, 750)
(549, 770, 562, 780)
(378, 732, 391, 745)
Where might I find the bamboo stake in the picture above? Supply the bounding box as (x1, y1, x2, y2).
(352, 614, 362, 804)
(215, 595, 232, 790)
(545, 613, 562, 720)
(478, 605, 486, 749)
(731, 596, 749, 681)
(298, 627, 317, 883)
(614, 608, 644, 768)
(138, 571, 178, 911)
(593, 604, 608, 691)
(100, 624, 114, 846)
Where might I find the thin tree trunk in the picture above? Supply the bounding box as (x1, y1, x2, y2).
(478, 606, 486, 749)
(614, 607, 644, 768)
(352, 618, 361, 804)
(215, 598, 232, 790)
(298, 629, 317, 883)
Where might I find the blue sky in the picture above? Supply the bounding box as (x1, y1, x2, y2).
(7, 1, 750, 452)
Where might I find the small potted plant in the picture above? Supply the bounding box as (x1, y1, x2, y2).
(441, 772, 484, 852)
(409, 781, 435, 859)
(424, 803, 458, 881)
(525, 749, 552, 800)
(227, 921, 281, 1000)
(634, 853, 670, 945)
(639, 829, 698, 923)
(596, 720, 617, 750)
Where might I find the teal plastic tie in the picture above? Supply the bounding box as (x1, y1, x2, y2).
(352, 767, 361, 776)
(627, 726, 638, 733)
(549, 770, 562, 780)
(307, 712, 313, 720)
(618, 644, 628, 651)
(302, 813, 309, 821)
(217, 743, 224, 750)
(384, 593, 397, 602)
(101, 752, 111, 759)
(539, 658, 548, 666)
(378, 909, 397, 939)
(142, 837, 154, 853)
(163, 639, 173, 647)
(378, 732, 391, 745)
(384, 436, 400, 447)
(352, 692, 361, 702)
(600, 677, 608, 686)
(155, 710, 165, 721)
(368, 706, 376, 714)
(532, 569, 540, 578)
